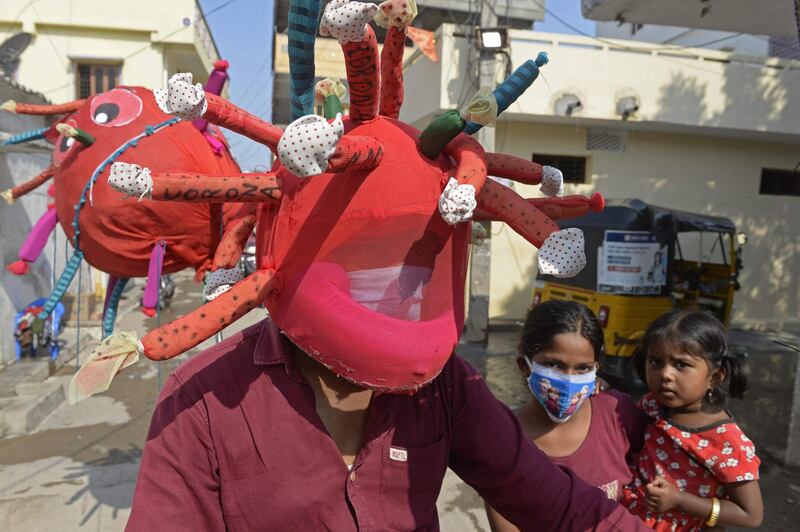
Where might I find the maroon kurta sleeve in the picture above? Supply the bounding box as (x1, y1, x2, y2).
(126, 373, 225, 532)
(444, 356, 649, 531)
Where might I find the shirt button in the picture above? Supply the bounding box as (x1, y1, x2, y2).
(349, 471, 357, 482)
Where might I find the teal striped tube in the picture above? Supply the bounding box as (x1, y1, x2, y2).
(2, 127, 49, 146)
(38, 251, 84, 319)
(288, 0, 322, 120)
(465, 52, 549, 135)
(102, 277, 129, 338)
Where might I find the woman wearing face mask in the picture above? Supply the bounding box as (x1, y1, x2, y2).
(485, 300, 646, 531)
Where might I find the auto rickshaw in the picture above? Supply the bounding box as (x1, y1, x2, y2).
(531, 199, 746, 390)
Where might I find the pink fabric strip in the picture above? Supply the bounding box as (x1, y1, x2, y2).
(142, 241, 167, 310)
(18, 207, 58, 263)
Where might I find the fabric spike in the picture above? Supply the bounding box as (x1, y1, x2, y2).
(464, 52, 549, 135)
(15, 207, 58, 267)
(6, 260, 29, 275)
(1, 127, 49, 146)
(213, 214, 257, 270)
(289, 0, 323, 120)
(418, 110, 465, 159)
(327, 135, 385, 172)
(103, 277, 130, 338)
(315, 78, 346, 119)
(1, 99, 86, 115)
(375, 0, 418, 29)
(278, 113, 343, 177)
(141, 269, 276, 361)
(474, 177, 560, 247)
(460, 87, 497, 127)
(3, 166, 56, 201)
(525, 193, 605, 220)
(154, 73, 208, 121)
(323, 95, 344, 119)
(341, 25, 381, 122)
(56, 123, 95, 146)
(205, 93, 283, 151)
(193, 59, 230, 135)
(320, 0, 379, 44)
(379, 25, 406, 119)
(314, 78, 347, 104)
(38, 250, 84, 319)
(141, 241, 167, 315)
(538, 227, 586, 278)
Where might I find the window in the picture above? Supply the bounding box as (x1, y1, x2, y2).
(76, 63, 120, 99)
(532, 154, 587, 184)
(759, 168, 800, 197)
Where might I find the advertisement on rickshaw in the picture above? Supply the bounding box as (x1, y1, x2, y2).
(597, 230, 668, 295)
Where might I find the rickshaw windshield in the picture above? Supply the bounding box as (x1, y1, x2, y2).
(675, 231, 732, 266)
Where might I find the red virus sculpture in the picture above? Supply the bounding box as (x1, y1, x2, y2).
(2, 62, 255, 329)
(71, 1, 604, 401)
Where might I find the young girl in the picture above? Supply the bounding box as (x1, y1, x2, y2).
(486, 301, 645, 532)
(623, 310, 763, 530)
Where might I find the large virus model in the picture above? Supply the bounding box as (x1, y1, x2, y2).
(71, 0, 603, 401)
(2, 62, 256, 331)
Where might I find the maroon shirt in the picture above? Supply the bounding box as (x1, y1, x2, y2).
(550, 390, 646, 501)
(127, 319, 648, 531)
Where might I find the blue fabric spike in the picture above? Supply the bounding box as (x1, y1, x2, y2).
(288, 0, 322, 120)
(1, 127, 49, 146)
(102, 277, 129, 338)
(38, 251, 84, 319)
(464, 52, 549, 136)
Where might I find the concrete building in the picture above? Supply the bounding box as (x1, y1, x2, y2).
(401, 24, 800, 327)
(0, 78, 53, 364)
(270, 0, 544, 126)
(0, 1, 222, 364)
(0, 0, 221, 104)
(582, 0, 799, 38)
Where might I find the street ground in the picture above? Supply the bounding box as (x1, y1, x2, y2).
(0, 272, 798, 531)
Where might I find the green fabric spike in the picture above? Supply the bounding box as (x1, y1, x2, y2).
(418, 110, 465, 160)
(323, 95, 343, 119)
(73, 128, 95, 146)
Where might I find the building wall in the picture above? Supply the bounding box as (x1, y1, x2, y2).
(0, 0, 218, 103)
(595, 21, 769, 56)
(0, 81, 54, 364)
(491, 121, 800, 326)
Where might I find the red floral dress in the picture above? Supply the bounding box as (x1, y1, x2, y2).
(622, 394, 760, 531)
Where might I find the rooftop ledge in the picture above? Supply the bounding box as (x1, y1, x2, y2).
(401, 25, 800, 143)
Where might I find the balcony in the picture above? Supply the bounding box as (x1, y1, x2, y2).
(401, 24, 800, 141)
(581, 0, 797, 38)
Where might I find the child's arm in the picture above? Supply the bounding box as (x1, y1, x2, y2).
(645, 477, 763, 528)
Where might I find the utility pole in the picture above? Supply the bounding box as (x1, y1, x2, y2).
(465, 0, 498, 343)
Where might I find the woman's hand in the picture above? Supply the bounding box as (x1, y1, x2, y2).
(644, 476, 681, 513)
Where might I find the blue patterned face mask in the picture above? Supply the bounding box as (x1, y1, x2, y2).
(526, 359, 596, 423)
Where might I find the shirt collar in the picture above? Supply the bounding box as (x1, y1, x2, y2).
(253, 318, 291, 366)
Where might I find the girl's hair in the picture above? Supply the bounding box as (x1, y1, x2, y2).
(519, 301, 604, 361)
(635, 310, 747, 405)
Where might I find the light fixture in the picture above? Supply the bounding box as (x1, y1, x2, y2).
(475, 27, 509, 51)
(616, 95, 639, 120)
(554, 93, 582, 117)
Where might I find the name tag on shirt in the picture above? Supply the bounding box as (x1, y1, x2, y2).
(389, 447, 408, 462)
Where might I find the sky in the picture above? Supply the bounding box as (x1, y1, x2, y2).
(199, 0, 594, 171)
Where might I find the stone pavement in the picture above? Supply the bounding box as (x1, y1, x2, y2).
(0, 272, 798, 531)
